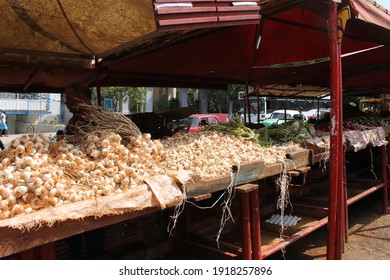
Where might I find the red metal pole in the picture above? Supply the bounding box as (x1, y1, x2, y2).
(327, 1, 343, 260)
(381, 144, 389, 213)
(95, 56, 102, 107)
(256, 91, 260, 124)
(250, 188, 261, 260)
(347, 183, 384, 205)
(336, 75, 345, 258)
(243, 90, 248, 124)
(240, 192, 252, 259)
(387, 138, 390, 211)
(246, 84, 252, 125)
(343, 150, 349, 244)
(336, 141, 345, 258)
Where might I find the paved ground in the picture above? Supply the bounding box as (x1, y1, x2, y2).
(267, 191, 389, 260)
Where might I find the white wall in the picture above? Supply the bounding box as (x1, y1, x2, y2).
(144, 87, 154, 112)
(0, 99, 46, 111)
(177, 88, 188, 107)
(198, 89, 209, 113)
(48, 93, 61, 116)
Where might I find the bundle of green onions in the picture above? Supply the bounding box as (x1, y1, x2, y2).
(207, 117, 260, 142)
(207, 117, 315, 146)
(259, 120, 315, 145)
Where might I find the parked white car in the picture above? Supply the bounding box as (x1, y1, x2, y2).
(304, 108, 330, 119)
(262, 109, 307, 127)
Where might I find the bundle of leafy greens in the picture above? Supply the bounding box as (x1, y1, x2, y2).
(259, 120, 316, 146)
(207, 117, 315, 146)
(207, 117, 259, 141)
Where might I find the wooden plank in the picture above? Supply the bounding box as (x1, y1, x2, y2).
(185, 149, 313, 198)
(287, 170, 301, 177)
(218, 14, 261, 22)
(236, 183, 259, 193)
(158, 16, 218, 26)
(234, 160, 266, 185)
(261, 217, 328, 259)
(157, 19, 260, 31)
(190, 193, 212, 202)
(156, 7, 216, 14)
(156, 0, 212, 2)
(216, 0, 258, 2)
(286, 149, 314, 166)
(295, 166, 311, 173)
(262, 214, 327, 236)
(217, 6, 260, 11)
(0, 206, 160, 258)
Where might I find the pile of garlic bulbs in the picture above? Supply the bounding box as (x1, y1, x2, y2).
(0, 132, 164, 220)
(0, 130, 293, 220)
(160, 131, 288, 178)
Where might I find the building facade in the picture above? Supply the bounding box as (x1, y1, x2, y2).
(0, 92, 63, 134)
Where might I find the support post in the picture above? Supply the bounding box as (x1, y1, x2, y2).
(381, 144, 389, 213)
(250, 188, 261, 260)
(245, 84, 251, 125)
(343, 151, 349, 244)
(327, 0, 344, 260)
(95, 56, 102, 107)
(240, 192, 252, 259)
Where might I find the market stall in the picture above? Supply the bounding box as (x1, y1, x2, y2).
(0, 0, 389, 260)
(0, 119, 314, 259)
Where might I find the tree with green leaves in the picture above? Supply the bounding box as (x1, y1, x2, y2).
(96, 87, 147, 113)
(128, 87, 147, 113)
(208, 84, 245, 113)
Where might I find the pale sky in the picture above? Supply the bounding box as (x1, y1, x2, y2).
(374, 0, 390, 9)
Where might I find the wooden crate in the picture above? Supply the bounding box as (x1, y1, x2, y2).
(184, 148, 313, 198)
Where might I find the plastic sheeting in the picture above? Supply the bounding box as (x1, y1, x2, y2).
(304, 127, 387, 153)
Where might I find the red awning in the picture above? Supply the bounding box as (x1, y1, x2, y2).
(99, 0, 390, 95)
(0, 0, 389, 94)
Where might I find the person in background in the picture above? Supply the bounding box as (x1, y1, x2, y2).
(0, 110, 8, 136)
(63, 82, 93, 135)
(61, 82, 105, 259)
(297, 107, 305, 120)
(56, 82, 94, 140)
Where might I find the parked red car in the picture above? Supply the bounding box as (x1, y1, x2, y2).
(186, 113, 229, 132)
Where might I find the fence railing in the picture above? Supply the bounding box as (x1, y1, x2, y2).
(0, 98, 49, 111)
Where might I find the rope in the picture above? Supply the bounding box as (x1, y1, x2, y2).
(369, 147, 378, 179)
(167, 164, 241, 247)
(215, 167, 239, 248)
(56, 0, 96, 54)
(275, 159, 294, 258)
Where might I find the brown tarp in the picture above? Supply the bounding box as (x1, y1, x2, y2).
(0, 0, 156, 56)
(0, 0, 156, 91)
